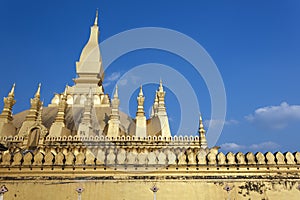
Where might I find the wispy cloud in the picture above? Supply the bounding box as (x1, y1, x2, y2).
(102, 82, 111, 87)
(249, 141, 280, 150)
(220, 143, 245, 151)
(204, 119, 239, 128)
(118, 79, 128, 86)
(245, 102, 300, 130)
(107, 72, 121, 81)
(103, 72, 122, 87)
(220, 141, 280, 152)
(115, 74, 140, 87)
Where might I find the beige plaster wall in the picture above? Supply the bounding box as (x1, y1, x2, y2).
(1, 179, 300, 200)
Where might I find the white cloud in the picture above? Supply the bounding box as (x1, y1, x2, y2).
(225, 119, 239, 125)
(249, 141, 280, 150)
(106, 72, 121, 82)
(220, 143, 245, 151)
(102, 72, 122, 87)
(246, 102, 300, 130)
(220, 141, 280, 152)
(204, 119, 239, 128)
(113, 74, 140, 87)
(118, 79, 128, 86)
(102, 82, 111, 87)
(102, 72, 141, 92)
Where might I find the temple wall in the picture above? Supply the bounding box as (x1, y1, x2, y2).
(1, 136, 300, 199)
(1, 172, 300, 200)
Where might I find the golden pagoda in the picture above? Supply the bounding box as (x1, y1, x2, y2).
(0, 11, 299, 200)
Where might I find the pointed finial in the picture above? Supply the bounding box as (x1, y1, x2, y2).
(114, 85, 118, 98)
(8, 83, 16, 97)
(159, 79, 163, 92)
(35, 83, 41, 98)
(139, 85, 143, 96)
(199, 114, 208, 148)
(136, 85, 145, 117)
(199, 114, 205, 134)
(94, 9, 99, 26)
(63, 85, 68, 96)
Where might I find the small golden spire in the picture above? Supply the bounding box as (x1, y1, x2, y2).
(139, 85, 143, 96)
(63, 85, 68, 96)
(35, 83, 41, 98)
(114, 85, 118, 98)
(151, 91, 159, 117)
(199, 115, 205, 134)
(111, 85, 120, 110)
(94, 9, 99, 26)
(159, 79, 163, 92)
(199, 114, 208, 149)
(136, 85, 145, 117)
(0, 84, 16, 122)
(60, 85, 68, 102)
(8, 83, 16, 97)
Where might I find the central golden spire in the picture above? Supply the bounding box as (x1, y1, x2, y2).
(74, 9, 104, 88)
(94, 9, 99, 26)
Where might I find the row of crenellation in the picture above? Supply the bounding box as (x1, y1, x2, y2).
(1, 147, 300, 167)
(1, 135, 202, 142)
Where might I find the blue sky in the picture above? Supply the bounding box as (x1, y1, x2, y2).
(0, 0, 300, 152)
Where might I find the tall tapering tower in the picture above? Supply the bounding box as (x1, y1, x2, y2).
(49, 10, 109, 108)
(0, 84, 17, 136)
(49, 86, 71, 137)
(135, 86, 147, 137)
(18, 84, 43, 136)
(198, 115, 208, 149)
(74, 9, 104, 88)
(0, 84, 16, 123)
(107, 86, 121, 137)
(150, 91, 159, 118)
(77, 88, 95, 136)
(156, 80, 171, 137)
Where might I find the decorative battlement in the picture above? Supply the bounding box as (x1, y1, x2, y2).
(0, 135, 208, 156)
(1, 135, 206, 142)
(1, 149, 299, 167)
(1, 135, 299, 167)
